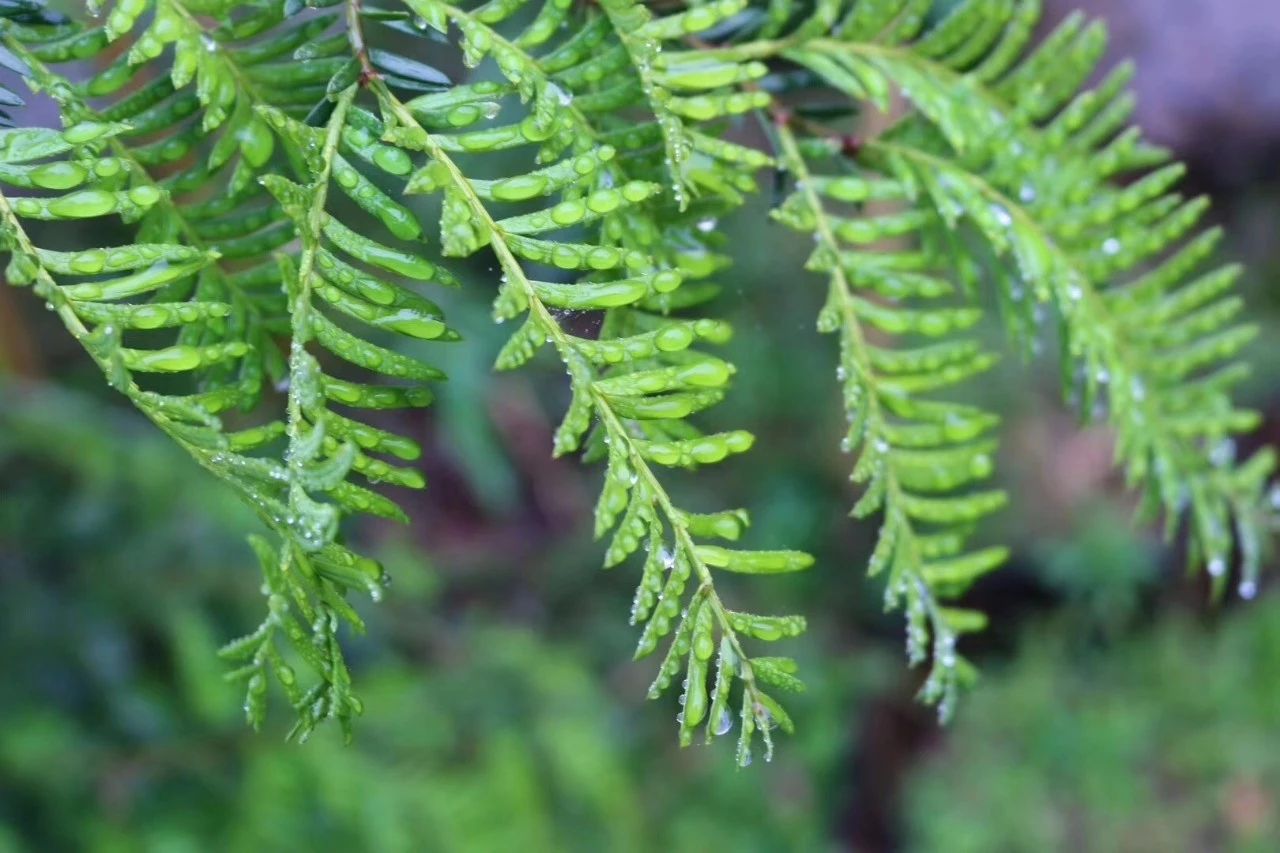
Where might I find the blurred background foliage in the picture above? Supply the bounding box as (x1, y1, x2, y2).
(2, 1, 1280, 849)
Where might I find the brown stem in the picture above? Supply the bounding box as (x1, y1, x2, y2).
(346, 0, 379, 85)
(0, 283, 42, 378)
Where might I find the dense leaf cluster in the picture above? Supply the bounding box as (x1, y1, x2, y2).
(0, 0, 1274, 760)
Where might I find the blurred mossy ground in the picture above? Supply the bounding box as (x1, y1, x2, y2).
(0, 384, 875, 851)
(2, 345, 1279, 851)
(905, 592, 1280, 852)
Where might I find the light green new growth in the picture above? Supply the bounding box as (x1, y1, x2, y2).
(0, 0, 1274, 758)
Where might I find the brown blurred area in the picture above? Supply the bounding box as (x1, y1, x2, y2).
(1050, 0, 1280, 188)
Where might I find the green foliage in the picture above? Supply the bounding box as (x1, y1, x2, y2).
(0, 0, 1275, 759)
(0, 389, 873, 850)
(773, 125, 1003, 719)
(906, 596, 1280, 851)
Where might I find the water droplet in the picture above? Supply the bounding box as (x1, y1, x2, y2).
(1210, 439, 1235, 468)
(937, 694, 955, 724)
(938, 633, 957, 668)
(696, 217, 717, 233)
(990, 205, 1012, 228)
(714, 709, 732, 736)
(1018, 183, 1037, 204)
(1102, 238, 1121, 256)
(1207, 556, 1226, 577)
(547, 82, 572, 106)
(1239, 579, 1258, 600)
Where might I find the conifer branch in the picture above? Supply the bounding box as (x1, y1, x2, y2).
(774, 119, 998, 718)
(377, 81, 812, 762)
(0, 0, 1273, 751)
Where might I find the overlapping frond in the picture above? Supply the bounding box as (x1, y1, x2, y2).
(3, 5, 457, 740)
(774, 123, 1003, 718)
(1, 0, 1274, 753)
(0, 124, 225, 394)
(3, 0, 317, 404)
(246, 0, 815, 759)
(0, 122, 339, 736)
(793, 0, 1274, 594)
(216, 89, 459, 741)
(717, 0, 1277, 595)
(0, 110, 453, 741)
(400, 0, 775, 207)
(354, 12, 814, 755)
(592, 0, 771, 205)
